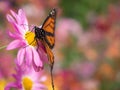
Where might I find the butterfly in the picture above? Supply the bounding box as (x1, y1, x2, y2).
(34, 8, 56, 90)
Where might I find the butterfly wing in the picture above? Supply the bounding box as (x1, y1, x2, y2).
(41, 40, 54, 66)
(41, 8, 56, 49)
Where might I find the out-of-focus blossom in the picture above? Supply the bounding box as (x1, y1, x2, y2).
(105, 40, 120, 59)
(82, 79, 99, 90)
(95, 16, 111, 32)
(79, 62, 96, 79)
(56, 18, 83, 44)
(5, 62, 47, 90)
(55, 70, 82, 90)
(96, 63, 115, 80)
(108, 4, 120, 24)
(0, 54, 14, 78)
(6, 9, 47, 71)
(22, 2, 45, 25)
(73, 61, 96, 79)
(0, 1, 10, 13)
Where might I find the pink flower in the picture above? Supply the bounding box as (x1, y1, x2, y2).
(6, 9, 47, 71)
(56, 18, 83, 43)
(5, 62, 47, 90)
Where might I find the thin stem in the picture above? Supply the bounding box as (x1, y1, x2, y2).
(50, 64, 55, 90)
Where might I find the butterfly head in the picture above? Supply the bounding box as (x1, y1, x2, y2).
(50, 8, 56, 16)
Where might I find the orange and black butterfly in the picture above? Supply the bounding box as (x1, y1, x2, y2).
(34, 8, 56, 90)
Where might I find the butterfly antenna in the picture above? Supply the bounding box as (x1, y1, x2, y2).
(50, 64, 55, 90)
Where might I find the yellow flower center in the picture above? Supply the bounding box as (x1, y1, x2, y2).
(0, 79, 6, 90)
(25, 31, 36, 46)
(22, 77, 33, 90)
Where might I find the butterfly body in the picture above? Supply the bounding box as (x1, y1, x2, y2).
(34, 26, 46, 40)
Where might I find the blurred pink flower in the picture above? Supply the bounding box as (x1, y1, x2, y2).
(6, 9, 47, 71)
(0, 1, 10, 13)
(56, 18, 83, 44)
(5, 62, 47, 90)
(82, 79, 99, 90)
(73, 61, 96, 79)
(0, 54, 14, 78)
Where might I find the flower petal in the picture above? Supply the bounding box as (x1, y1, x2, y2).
(10, 10, 18, 20)
(18, 9, 28, 31)
(17, 48, 25, 65)
(25, 46, 32, 66)
(10, 9, 22, 27)
(32, 47, 43, 67)
(14, 23, 25, 35)
(6, 40, 23, 50)
(6, 15, 25, 35)
(8, 31, 22, 39)
(38, 47, 48, 63)
(6, 14, 16, 23)
(33, 83, 47, 89)
(5, 82, 19, 90)
(32, 47, 43, 71)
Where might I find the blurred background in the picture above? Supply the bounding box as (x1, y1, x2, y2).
(0, 0, 120, 90)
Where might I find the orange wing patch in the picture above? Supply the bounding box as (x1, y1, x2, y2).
(45, 35, 55, 49)
(42, 17, 55, 34)
(43, 40, 54, 66)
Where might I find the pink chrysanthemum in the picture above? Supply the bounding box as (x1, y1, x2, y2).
(5, 62, 47, 90)
(6, 9, 47, 71)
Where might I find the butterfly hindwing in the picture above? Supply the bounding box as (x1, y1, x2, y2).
(45, 41, 54, 66)
(45, 35, 55, 49)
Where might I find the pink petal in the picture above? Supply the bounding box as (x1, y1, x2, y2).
(6, 14, 16, 23)
(33, 83, 47, 89)
(7, 15, 25, 35)
(5, 82, 18, 90)
(32, 61, 43, 72)
(18, 9, 28, 31)
(17, 48, 25, 65)
(10, 10, 22, 26)
(14, 23, 25, 35)
(10, 10, 27, 34)
(8, 31, 22, 39)
(10, 10, 18, 20)
(6, 40, 23, 50)
(32, 47, 43, 67)
(38, 47, 48, 63)
(25, 46, 32, 65)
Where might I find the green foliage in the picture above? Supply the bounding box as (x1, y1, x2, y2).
(100, 80, 120, 90)
(61, 36, 84, 68)
(60, 0, 118, 28)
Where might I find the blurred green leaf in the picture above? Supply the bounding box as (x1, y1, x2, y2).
(60, 0, 118, 28)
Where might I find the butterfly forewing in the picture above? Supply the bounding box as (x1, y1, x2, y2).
(42, 17, 55, 34)
(42, 9, 56, 49)
(42, 9, 56, 34)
